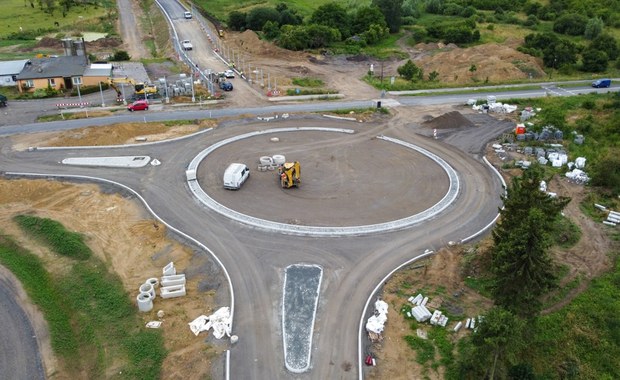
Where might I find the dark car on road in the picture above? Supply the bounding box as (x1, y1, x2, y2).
(127, 100, 149, 111)
(220, 81, 233, 91)
(0, 94, 7, 107)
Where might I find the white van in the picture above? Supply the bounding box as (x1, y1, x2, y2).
(223, 163, 250, 190)
(184, 11, 192, 19)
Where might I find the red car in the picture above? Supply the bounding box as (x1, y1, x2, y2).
(127, 100, 149, 111)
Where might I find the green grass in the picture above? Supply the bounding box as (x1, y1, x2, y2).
(285, 87, 338, 96)
(193, 0, 371, 22)
(14, 215, 92, 260)
(0, 218, 167, 379)
(552, 215, 582, 248)
(291, 77, 324, 87)
(530, 257, 620, 379)
(0, 234, 78, 358)
(0, 0, 111, 39)
(404, 335, 436, 364)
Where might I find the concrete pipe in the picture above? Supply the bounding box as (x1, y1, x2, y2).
(259, 156, 273, 165)
(140, 282, 155, 299)
(146, 277, 159, 289)
(137, 293, 153, 312)
(272, 155, 285, 165)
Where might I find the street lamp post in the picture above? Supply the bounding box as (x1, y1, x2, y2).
(99, 81, 105, 107)
(191, 68, 195, 102)
(164, 76, 169, 103)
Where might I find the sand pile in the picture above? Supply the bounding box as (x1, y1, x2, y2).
(422, 111, 475, 129)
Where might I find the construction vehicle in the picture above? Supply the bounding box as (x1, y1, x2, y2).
(134, 83, 158, 95)
(108, 77, 157, 100)
(278, 161, 300, 188)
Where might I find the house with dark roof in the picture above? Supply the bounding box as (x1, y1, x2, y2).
(15, 38, 111, 93)
(0, 59, 28, 87)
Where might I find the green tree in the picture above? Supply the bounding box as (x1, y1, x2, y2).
(278, 25, 308, 50)
(111, 50, 130, 61)
(470, 307, 526, 380)
(543, 39, 578, 68)
(228, 11, 247, 31)
(360, 23, 389, 45)
(246, 7, 280, 31)
(491, 165, 570, 316)
(372, 0, 404, 33)
(305, 24, 341, 48)
(428, 70, 439, 81)
(279, 9, 302, 26)
(553, 13, 587, 36)
(397, 59, 423, 81)
(262, 20, 280, 39)
(581, 48, 609, 72)
(590, 150, 620, 195)
(352, 6, 387, 35)
(310, 2, 350, 38)
(591, 34, 619, 60)
(584, 17, 604, 40)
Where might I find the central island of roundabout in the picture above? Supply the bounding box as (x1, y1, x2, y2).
(187, 123, 459, 237)
(184, 118, 461, 373)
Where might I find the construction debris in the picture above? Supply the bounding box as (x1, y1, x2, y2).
(366, 299, 389, 337)
(188, 307, 232, 339)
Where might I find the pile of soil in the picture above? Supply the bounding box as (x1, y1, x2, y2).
(422, 111, 476, 129)
(415, 43, 546, 84)
(36, 37, 61, 48)
(88, 37, 122, 49)
(228, 30, 299, 61)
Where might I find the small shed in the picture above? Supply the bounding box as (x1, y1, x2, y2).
(0, 59, 29, 87)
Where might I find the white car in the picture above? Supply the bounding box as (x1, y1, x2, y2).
(223, 163, 249, 190)
(184, 11, 192, 19)
(224, 70, 235, 78)
(181, 40, 193, 51)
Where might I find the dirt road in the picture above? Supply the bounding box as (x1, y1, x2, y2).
(116, 0, 149, 59)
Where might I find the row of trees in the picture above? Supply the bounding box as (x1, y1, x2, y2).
(228, 2, 397, 51)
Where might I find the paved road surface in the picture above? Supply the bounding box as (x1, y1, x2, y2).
(0, 267, 45, 380)
(0, 115, 505, 379)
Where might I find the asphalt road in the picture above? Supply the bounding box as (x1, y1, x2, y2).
(0, 113, 506, 379)
(0, 267, 45, 380)
(0, 1, 618, 377)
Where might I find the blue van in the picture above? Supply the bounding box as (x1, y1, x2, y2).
(591, 79, 611, 88)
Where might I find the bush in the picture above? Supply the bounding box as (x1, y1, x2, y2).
(397, 59, 423, 81)
(553, 13, 588, 36)
(246, 7, 280, 31)
(111, 50, 131, 61)
(228, 11, 247, 31)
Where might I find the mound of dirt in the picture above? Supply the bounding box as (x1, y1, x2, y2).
(416, 43, 546, 84)
(422, 111, 476, 129)
(228, 30, 298, 60)
(36, 37, 61, 48)
(88, 37, 122, 49)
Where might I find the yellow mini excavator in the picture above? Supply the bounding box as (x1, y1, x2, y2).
(278, 161, 300, 188)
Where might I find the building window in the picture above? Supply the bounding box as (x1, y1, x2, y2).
(72, 77, 82, 85)
(48, 78, 56, 87)
(24, 80, 34, 88)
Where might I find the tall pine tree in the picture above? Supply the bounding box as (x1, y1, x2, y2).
(491, 165, 570, 317)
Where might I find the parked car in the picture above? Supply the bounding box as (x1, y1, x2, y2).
(223, 163, 250, 190)
(591, 79, 611, 88)
(219, 81, 233, 91)
(224, 70, 235, 78)
(184, 11, 192, 19)
(0, 94, 7, 107)
(127, 100, 149, 111)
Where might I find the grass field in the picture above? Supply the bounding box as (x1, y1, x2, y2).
(192, 0, 371, 21)
(1, 0, 112, 39)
